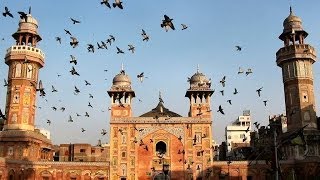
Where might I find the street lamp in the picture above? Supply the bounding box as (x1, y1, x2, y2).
(163, 164, 170, 180)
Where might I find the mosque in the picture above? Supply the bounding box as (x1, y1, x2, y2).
(0, 7, 319, 180)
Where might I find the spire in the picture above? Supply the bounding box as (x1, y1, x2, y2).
(197, 64, 199, 73)
(159, 91, 164, 103)
(289, 6, 292, 15)
(120, 63, 125, 74)
(29, 6, 32, 14)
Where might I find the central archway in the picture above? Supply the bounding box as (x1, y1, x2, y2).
(153, 173, 170, 180)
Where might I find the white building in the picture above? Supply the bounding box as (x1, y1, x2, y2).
(225, 110, 251, 153)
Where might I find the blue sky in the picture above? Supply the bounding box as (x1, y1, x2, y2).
(0, 0, 320, 145)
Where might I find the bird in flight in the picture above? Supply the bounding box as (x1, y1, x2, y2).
(64, 29, 72, 36)
(36, 80, 46, 97)
(116, 46, 124, 54)
(128, 45, 135, 53)
(220, 76, 226, 87)
(100, 41, 108, 49)
(70, 66, 80, 76)
(85, 112, 90, 117)
(227, 100, 232, 105)
(220, 90, 224, 96)
(217, 105, 225, 115)
(112, 0, 123, 9)
(3, 79, 8, 87)
(141, 29, 150, 41)
(97, 42, 104, 49)
(101, 0, 111, 8)
(55, 37, 62, 44)
(137, 72, 144, 83)
(74, 86, 80, 95)
(70, 17, 81, 24)
(101, 129, 107, 135)
(245, 68, 252, 76)
(85, 80, 91, 86)
(81, 128, 86, 132)
(109, 35, 115, 42)
(2, 7, 13, 18)
(89, 93, 93, 98)
(87, 44, 95, 53)
(17, 11, 28, 22)
(161, 15, 175, 32)
(46, 119, 51, 125)
(88, 102, 93, 108)
(256, 87, 263, 97)
(238, 67, 243, 74)
(235, 45, 242, 51)
(263, 100, 268, 106)
(70, 36, 79, 48)
(0, 109, 7, 120)
(181, 24, 188, 30)
(245, 126, 250, 133)
(253, 122, 260, 129)
(70, 55, 77, 65)
(68, 115, 73, 122)
(233, 88, 238, 95)
(51, 85, 58, 92)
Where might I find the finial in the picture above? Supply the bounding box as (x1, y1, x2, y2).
(120, 63, 125, 74)
(159, 91, 164, 103)
(289, 6, 293, 15)
(29, 6, 32, 14)
(197, 64, 200, 73)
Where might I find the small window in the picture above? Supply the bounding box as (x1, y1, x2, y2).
(228, 135, 231, 139)
(197, 152, 201, 156)
(79, 159, 83, 162)
(80, 149, 85, 153)
(91, 149, 95, 154)
(122, 152, 126, 158)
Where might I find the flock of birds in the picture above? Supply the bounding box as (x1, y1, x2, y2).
(0, 1, 271, 148)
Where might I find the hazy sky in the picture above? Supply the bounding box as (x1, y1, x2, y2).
(0, 0, 320, 145)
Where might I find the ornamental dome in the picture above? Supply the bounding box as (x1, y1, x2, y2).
(189, 72, 210, 86)
(112, 70, 132, 86)
(282, 7, 303, 33)
(19, 14, 38, 26)
(12, 13, 42, 41)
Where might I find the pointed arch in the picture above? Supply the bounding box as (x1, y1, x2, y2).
(26, 64, 33, 79)
(15, 63, 22, 77)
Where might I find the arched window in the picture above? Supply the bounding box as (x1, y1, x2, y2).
(15, 64, 22, 77)
(156, 141, 167, 155)
(26, 64, 33, 79)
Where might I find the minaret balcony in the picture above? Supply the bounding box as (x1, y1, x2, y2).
(5, 45, 45, 66)
(276, 44, 316, 66)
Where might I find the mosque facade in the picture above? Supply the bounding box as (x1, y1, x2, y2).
(0, 7, 319, 180)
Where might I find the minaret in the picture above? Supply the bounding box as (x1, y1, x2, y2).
(0, 10, 52, 162)
(3, 12, 44, 131)
(107, 64, 135, 118)
(185, 65, 214, 118)
(276, 7, 317, 131)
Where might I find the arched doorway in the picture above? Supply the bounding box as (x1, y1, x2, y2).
(156, 141, 167, 155)
(8, 169, 15, 180)
(153, 173, 170, 180)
